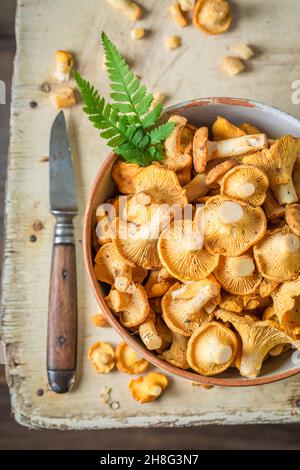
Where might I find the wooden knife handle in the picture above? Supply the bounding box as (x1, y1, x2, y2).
(47, 243, 77, 394)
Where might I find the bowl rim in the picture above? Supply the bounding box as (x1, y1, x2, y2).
(83, 96, 300, 387)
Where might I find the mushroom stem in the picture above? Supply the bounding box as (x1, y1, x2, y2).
(184, 174, 209, 202)
(240, 350, 264, 378)
(136, 192, 151, 206)
(139, 206, 171, 239)
(211, 134, 267, 160)
(272, 180, 298, 205)
(203, 337, 233, 365)
(231, 256, 255, 277)
(218, 201, 244, 224)
(239, 182, 256, 197)
(114, 265, 133, 292)
(105, 290, 131, 312)
(172, 284, 219, 313)
(139, 318, 162, 350)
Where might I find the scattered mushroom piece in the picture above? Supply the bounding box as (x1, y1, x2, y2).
(259, 278, 279, 298)
(91, 313, 110, 327)
(165, 35, 182, 50)
(204, 195, 267, 256)
(253, 226, 300, 282)
(286, 204, 300, 236)
(215, 309, 294, 378)
(163, 116, 194, 171)
(155, 316, 173, 354)
(162, 280, 220, 336)
(139, 310, 163, 350)
(262, 190, 286, 221)
(243, 136, 300, 205)
(87, 342, 115, 374)
(158, 219, 220, 281)
(51, 88, 76, 109)
(112, 160, 140, 194)
(205, 160, 235, 187)
(184, 174, 209, 202)
(220, 165, 269, 206)
(54, 50, 74, 82)
(106, 0, 142, 21)
(162, 332, 189, 369)
(115, 342, 149, 374)
(94, 242, 147, 290)
(144, 270, 173, 298)
(169, 3, 188, 27)
(193, 127, 267, 173)
(129, 372, 168, 403)
(271, 276, 300, 319)
(212, 116, 246, 141)
(187, 321, 237, 376)
(239, 123, 261, 135)
(193, 0, 232, 35)
(233, 43, 254, 60)
(220, 57, 245, 77)
(131, 28, 145, 40)
(106, 282, 150, 328)
(214, 252, 262, 295)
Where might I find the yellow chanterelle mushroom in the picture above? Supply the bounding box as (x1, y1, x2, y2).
(193, 0, 232, 35)
(187, 321, 238, 376)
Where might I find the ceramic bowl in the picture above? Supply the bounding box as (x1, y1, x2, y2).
(84, 97, 300, 386)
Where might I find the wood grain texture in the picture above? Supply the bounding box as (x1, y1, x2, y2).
(2, 0, 300, 429)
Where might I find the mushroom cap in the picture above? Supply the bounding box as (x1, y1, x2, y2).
(254, 225, 300, 281)
(220, 165, 269, 206)
(193, 127, 209, 173)
(162, 282, 209, 336)
(115, 342, 149, 374)
(214, 252, 262, 295)
(271, 276, 300, 318)
(204, 195, 267, 256)
(123, 195, 152, 226)
(187, 321, 237, 376)
(129, 372, 168, 403)
(239, 123, 261, 135)
(118, 283, 150, 328)
(161, 332, 189, 369)
(259, 278, 279, 298)
(193, 0, 232, 35)
(94, 242, 147, 285)
(215, 309, 294, 378)
(87, 341, 115, 374)
(144, 269, 174, 298)
(158, 219, 220, 281)
(134, 164, 188, 207)
(205, 160, 235, 186)
(212, 116, 246, 141)
(219, 293, 244, 313)
(243, 135, 300, 187)
(286, 204, 300, 237)
(163, 115, 194, 171)
(112, 160, 140, 194)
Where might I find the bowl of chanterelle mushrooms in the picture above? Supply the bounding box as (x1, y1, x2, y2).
(84, 97, 300, 386)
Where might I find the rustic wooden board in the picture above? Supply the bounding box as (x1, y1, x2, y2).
(2, 0, 300, 429)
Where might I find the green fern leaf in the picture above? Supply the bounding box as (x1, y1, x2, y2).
(150, 122, 175, 145)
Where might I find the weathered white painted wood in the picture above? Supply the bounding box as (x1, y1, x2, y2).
(2, 0, 300, 429)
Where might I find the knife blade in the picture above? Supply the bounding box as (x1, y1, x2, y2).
(47, 111, 78, 394)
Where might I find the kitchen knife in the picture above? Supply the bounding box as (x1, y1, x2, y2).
(48, 111, 78, 394)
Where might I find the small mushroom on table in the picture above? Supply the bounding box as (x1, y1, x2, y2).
(87, 341, 115, 374)
(253, 226, 300, 282)
(193, 0, 232, 35)
(204, 195, 267, 256)
(187, 321, 237, 376)
(193, 127, 268, 173)
(115, 342, 149, 374)
(129, 372, 168, 404)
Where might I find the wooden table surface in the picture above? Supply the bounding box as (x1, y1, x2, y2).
(2, 0, 300, 431)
